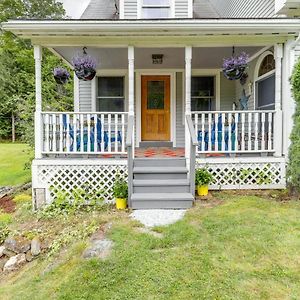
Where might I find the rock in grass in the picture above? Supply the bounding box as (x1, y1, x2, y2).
(82, 239, 113, 259)
(31, 238, 41, 256)
(0, 257, 9, 271)
(3, 254, 26, 272)
(26, 250, 34, 262)
(0, 246, 5, 258)
(4, 237, 31, 254)
(3, 248, 16, 258)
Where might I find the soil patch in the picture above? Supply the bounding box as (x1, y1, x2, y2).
(0, 196, 15, 213)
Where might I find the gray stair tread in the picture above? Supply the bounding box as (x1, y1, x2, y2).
(131, 193, 194, 201)
(133, 167, 188, 173)
(133, 179, 189, 186)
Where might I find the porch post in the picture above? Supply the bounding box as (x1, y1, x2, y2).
(185, 46, 192, 158)
(274, 44, 283, 157)
(34, 45, 43, 159)
(128, 45, 135, 149)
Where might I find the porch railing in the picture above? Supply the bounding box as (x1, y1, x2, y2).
(41, 112, 128, 155)
(191, 110, 277, 154)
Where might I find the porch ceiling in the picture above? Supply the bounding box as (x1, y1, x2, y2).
(2, 19, 300, 47)
(54, 46, 263, 69)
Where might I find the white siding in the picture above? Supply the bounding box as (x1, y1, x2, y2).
(176, 72, 185, 147)
(78, 80, 92, 112)
(220, 74, 236, 110)
(175, 0, 190, 18)
(124, 0, 138, 19)
(210, 0, 275, 17)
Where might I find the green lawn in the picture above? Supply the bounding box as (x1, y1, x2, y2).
(1, 193, 300, 300)
(0, 143, 32, 186)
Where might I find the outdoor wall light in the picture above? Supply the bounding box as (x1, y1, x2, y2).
(152, 54, 164, 64)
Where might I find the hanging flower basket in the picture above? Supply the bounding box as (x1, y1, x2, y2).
(53, 67, 70, 85)
(222, 51, 249, 81)
(72, 48, 97, 81)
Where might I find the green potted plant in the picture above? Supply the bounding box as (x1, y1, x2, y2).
(195, 168, 213, 196)
(113, 175, 128, 209)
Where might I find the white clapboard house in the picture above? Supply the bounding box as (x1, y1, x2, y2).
(2, 0, 300, 209)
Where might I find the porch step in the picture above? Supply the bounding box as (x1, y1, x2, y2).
(134, 158, 186, 167)
(130, 158, 194, 209)
(139, 141, 173, 148)
(131, 193, 194, 209)
(133, 179, 190, 193)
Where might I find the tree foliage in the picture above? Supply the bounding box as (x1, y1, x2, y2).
(0, 0, 73, 143)
(287, 59, 300, 192)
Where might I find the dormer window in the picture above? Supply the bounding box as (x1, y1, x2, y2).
(142, 0, 171, 19)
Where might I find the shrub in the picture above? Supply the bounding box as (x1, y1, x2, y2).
(287, 59, 300, 192)
(14, 194, 32, 204)
(195, 168, 213, 186)
(113, 175, 128, 199)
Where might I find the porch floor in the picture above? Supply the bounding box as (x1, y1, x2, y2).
(135, 147, 185, 158)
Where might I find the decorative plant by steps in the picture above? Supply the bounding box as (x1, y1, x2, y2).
(195, 168, 214, 197)
(222, 48, 249, 81)
(113, 174, 128, 210)
(72, 47, 97, 81)
(53, 67, 70, 85)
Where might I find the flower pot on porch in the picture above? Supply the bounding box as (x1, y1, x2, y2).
(74, 67, 96, 81)
(54, 75, 69, 85)
(116, 198, 127, 209)
(197, 185, 209, 196)
(222, 66, 246, 81)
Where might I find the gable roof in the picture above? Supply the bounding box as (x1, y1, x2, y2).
(193, 0, 220, 18)
(81, 0, 119, 19)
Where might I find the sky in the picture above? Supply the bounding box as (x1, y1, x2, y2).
(57, 0, 90, 19)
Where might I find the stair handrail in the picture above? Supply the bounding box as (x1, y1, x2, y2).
(126, 114, 134, 207)
(186, 114, 198, 197)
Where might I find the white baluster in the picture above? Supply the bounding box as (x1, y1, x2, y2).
(268, 112, 272, 150)
(87, 114, 91, 152)
(121, 114, 125, 153)
(228, 112, 232, 152)
(234, 112, 239, 152)
(73, 114, 77, 153)
(207, 113, 212, 151)
(80, 114, 84, 153)
(261, 112, 266, 151)
(221, 113, 226, 152)
(45, 114, 50, 153)
(248, 112, 252, 151)
(101, 114, 105, 152)
(108, 114, 112, 153)
(59, 114, 63, 152)
(201, 113, 205, 152)
(254, 112, 259, 151)
(114, 114, 118, 152)
(94, 114, 98, 153)
(214, 113, 218, 151)
(66, 114, 71, 152)
(195, 113, 198, 149)
(241, 113, 245, 151)
(52, 114, 57, 152)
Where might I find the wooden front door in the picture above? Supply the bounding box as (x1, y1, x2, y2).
(141, 75, 170, 141)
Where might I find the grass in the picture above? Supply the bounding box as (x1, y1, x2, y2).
(1, 192, 300, 299)
(0, 143, 32, 186)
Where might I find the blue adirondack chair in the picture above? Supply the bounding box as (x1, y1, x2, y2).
(198, 114, 237, 151)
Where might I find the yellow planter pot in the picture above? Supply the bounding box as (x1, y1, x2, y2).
(116, 198, 127, 209)
(197, 185, 209, 196)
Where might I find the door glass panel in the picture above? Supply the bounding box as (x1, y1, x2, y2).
(147, 80, 165, 109)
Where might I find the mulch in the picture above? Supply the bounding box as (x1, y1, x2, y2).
(0, 195, 16, 213)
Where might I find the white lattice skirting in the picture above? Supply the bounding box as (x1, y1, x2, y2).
(32, 159, 127, 206)
(196, 157, 286, 190)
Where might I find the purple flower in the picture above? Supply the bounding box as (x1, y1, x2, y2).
(53, 67, 70, 78)
(72, 54, 97, 70)
(223, 52, 249, 70)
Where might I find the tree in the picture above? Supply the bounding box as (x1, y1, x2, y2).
(0, 0, 73, 143)
(287, 59, 300, 193)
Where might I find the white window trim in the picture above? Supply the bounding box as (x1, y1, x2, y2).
(137, 0, 175, 19)
(93, 70, 128, 113)
(254, 51, 275, 109)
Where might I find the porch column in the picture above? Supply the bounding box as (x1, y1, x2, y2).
(128, 45, 135, 151)
(34, 45, 43, 159)
(185, 46, 192, 158)
(274, 43, 283, 157)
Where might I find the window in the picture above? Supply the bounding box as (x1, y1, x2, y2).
(142, 0, 170, 19)
(97, 77, 125, 112)
(255, 52, 276, 110)
(191, 76, 215, 111)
